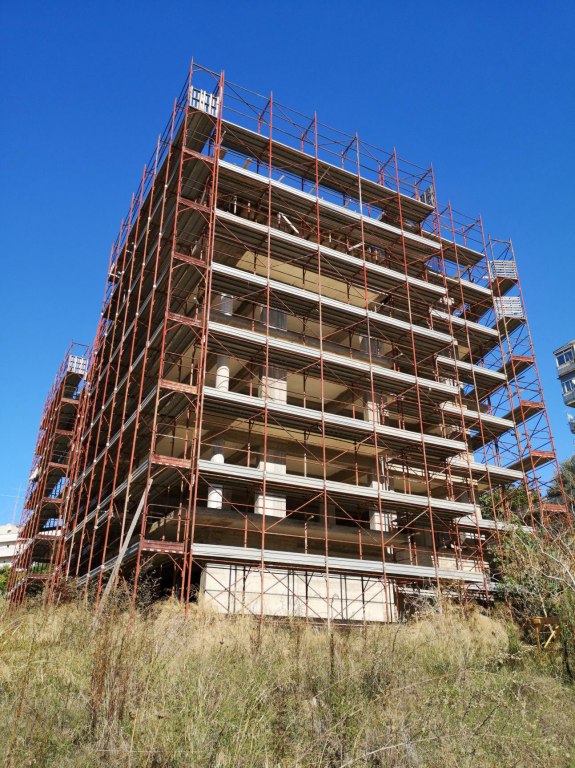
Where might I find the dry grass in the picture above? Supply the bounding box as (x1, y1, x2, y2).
(1, 596, 574, 767)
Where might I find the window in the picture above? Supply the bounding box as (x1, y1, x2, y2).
(562, 378, 575, 394)
(557, 348, 574, 367)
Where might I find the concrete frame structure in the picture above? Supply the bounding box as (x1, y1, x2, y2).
(8, 63, 567, 619)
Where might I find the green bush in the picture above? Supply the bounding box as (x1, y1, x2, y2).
(0, 566, 10, 595)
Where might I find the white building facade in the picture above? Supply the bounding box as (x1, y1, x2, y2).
(0, 524, 20, 567)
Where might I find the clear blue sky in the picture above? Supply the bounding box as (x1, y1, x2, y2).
(1, 1, 574, 523)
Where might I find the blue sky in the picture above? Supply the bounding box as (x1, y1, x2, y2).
(1, 1, 574, 523)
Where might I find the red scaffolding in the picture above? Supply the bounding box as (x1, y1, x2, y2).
(10, 62, 568, 620)
(8, 343, 88, 604)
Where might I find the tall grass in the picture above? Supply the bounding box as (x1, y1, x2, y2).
(1, 595, 574, 767)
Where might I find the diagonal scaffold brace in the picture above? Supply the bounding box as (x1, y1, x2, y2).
(98, 479, 153, 611)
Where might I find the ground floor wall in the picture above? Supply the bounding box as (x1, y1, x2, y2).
(200, 562, 398, 622)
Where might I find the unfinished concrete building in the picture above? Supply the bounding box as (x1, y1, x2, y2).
(8, 63, 566, 620)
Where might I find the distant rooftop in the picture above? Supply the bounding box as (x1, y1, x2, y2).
(553, 339, 575, 356)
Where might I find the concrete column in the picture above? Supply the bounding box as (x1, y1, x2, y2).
(363, 392, 381, 424)
(265, 307, 288, 332)
(214, 293, 233, 316)
(326, 501, 338, 526)
(368, 469, 395, 533)
(255, 446, 287, 518)
(257, 359, 287, 518)
(207, 439, 225, 510)
(215, 355, 230, 391)
(456, 482, 478, 516)
(259, 365, 287, 403)
(212, 294, 233, 393)
(361, 335, 383, 424)
(256, 307, 288, 517)
(360, 335, 381, 360)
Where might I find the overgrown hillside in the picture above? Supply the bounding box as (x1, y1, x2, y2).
(1, 597, 574, 767)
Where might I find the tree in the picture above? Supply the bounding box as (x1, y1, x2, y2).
(497, 520, 575, 680)
(479, 483, 530, 521)
(548, 454, 575, 512)
(0, 565, 10, 595)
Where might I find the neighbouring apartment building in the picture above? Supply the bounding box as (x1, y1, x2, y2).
(0, 524, 19, 567)
(8, 63, 565, 620)
(553, 340, 575, 435)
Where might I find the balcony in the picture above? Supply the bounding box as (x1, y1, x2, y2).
(557, 358, 575, 379)
(554, 341, 575, 380)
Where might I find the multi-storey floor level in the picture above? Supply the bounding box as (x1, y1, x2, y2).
(10, 64, 565, 619)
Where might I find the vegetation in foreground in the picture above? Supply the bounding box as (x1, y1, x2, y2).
(1, 592, 574, 768)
